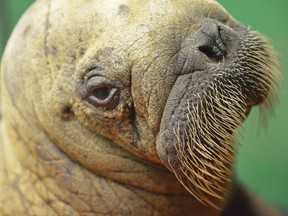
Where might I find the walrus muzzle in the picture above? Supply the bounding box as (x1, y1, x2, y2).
(156, 23, 280, 209)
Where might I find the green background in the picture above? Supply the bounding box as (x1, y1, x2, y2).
(0, 0, 287, 210)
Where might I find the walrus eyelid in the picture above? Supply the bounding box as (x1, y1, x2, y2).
(85, 75, 120, 109)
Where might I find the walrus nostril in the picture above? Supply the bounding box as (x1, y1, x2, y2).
(199, 24, 227, 62)
(199, 45, 224, 61)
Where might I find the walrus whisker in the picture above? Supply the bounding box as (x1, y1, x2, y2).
(183, 161, 227, 194)
(182, 176, 224, 210)
(180, 167, 224, 201)
(170, 69, 273, 208)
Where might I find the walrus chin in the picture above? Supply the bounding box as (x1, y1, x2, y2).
(156, 30, 280, 210)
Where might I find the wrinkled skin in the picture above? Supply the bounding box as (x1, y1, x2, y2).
(0, 0, 281, 215)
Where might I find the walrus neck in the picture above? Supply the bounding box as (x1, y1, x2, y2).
(0, 120, 220, 216)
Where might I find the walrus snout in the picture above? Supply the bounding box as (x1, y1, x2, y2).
(156, 25, 280, 209)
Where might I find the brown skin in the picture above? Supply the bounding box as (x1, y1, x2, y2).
(0, 0, 281, 215)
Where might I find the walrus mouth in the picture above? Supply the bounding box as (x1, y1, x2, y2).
(156, 31, 280, 209)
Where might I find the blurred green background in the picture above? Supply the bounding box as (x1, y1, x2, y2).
(217, 0, 288, 210)
(0, 0, 287, 211)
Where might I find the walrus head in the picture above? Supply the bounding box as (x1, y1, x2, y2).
(1, 0, 280, 213)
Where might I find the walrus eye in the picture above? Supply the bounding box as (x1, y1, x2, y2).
(85, 76, 120, 109)
(199, 25, 227, 61)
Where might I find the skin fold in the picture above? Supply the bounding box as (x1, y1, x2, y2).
(0, 0, 281, 215)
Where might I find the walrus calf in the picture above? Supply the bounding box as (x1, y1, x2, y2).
(0, 0, 281, 215)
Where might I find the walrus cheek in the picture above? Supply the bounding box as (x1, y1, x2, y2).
(156, 72, 201, 168)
